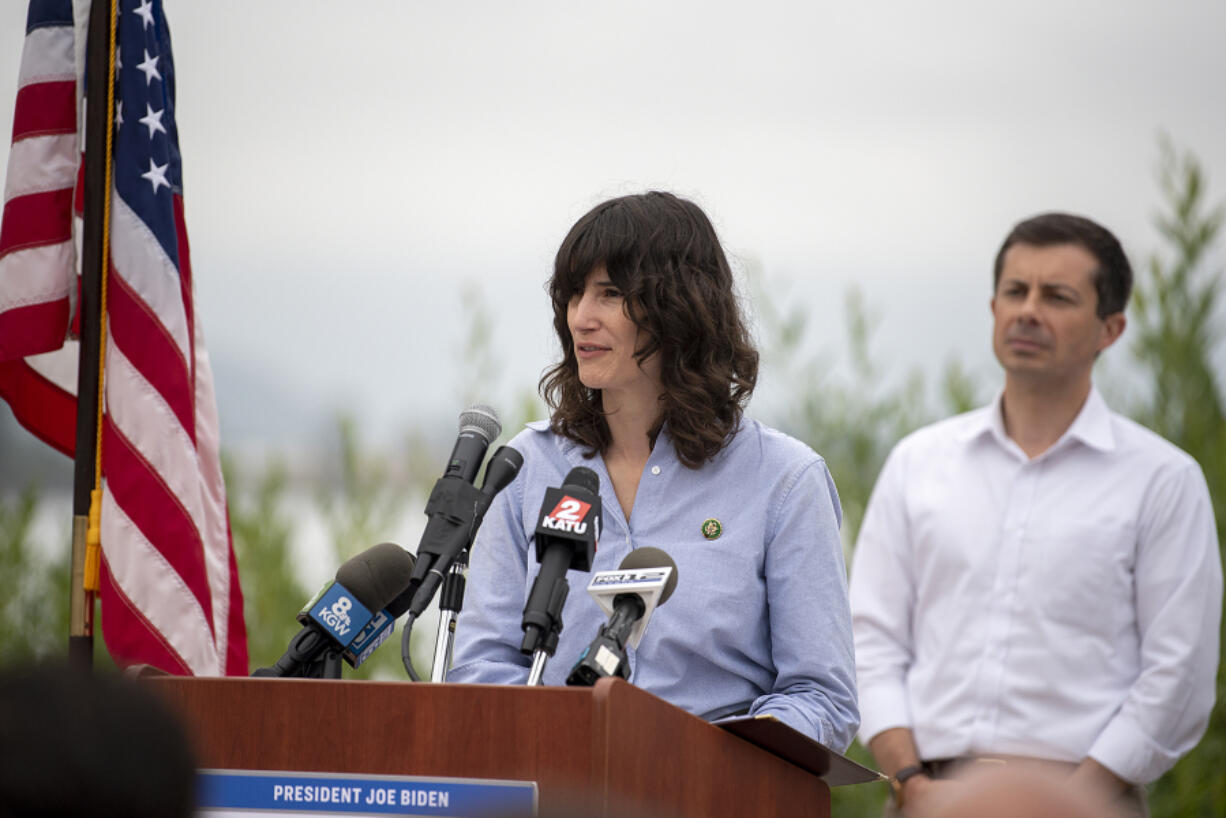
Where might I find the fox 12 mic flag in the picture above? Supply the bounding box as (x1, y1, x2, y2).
(0, 0, 248, 675)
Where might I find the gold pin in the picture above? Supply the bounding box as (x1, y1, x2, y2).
(701, 518, 722, 540)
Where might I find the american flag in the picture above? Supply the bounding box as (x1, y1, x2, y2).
(0, 0, 248, 675)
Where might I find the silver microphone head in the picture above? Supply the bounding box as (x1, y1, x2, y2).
(459, 404, 501, 443)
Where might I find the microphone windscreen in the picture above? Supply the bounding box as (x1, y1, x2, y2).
(618, 547, 679, 605)
(459, 404, 501, 442)
(335, 542, 417, 611)
(481, 445, 524, 496)
(561, 466, 599, 496)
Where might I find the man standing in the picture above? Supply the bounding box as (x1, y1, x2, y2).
(850, 213, 1222, 816)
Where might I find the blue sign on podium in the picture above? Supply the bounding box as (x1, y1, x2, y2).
(197, 769, 537, 817)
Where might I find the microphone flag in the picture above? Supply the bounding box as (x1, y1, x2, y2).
(585, 566, 674, 650)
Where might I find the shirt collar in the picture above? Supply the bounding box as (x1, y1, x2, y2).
(1060, 385, 1116, 452)
(529, 418, 679, 456)
(955, 385, 1115, 454)
(954, 393, 1005, 445)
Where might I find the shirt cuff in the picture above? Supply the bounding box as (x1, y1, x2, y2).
(856, 680, 913, 745)
(751, 701, 830, 748)
(1088, 712, 1181, 784)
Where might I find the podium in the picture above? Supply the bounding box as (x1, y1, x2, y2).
(149, 676, 836, 817)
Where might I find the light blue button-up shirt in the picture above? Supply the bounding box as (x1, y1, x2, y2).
(449, 418, 859, 750)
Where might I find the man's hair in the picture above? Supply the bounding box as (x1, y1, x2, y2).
(993, 212, 1133, 318)
(540, 191, 759, 469)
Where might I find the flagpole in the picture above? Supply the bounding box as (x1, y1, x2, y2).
(69, 0, 117, 670)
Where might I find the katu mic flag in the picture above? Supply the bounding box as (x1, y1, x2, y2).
(0, 0, 248, 675)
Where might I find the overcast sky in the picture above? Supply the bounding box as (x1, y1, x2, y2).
(2, 0, 1224, 451)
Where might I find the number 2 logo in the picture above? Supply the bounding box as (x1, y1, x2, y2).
(549, 495, 591, 522)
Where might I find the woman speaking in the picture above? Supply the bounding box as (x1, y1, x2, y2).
(449, 192, 858, 750)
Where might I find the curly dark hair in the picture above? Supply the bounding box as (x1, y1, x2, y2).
(539, 192, 759, 469)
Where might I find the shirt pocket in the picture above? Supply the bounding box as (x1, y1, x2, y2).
(1026, 517, 1136, 631)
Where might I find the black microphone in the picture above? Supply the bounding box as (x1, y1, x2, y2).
(253, 542, 416, 678)
(443, 404, 501, 484)
(520, 466, 601, 657)
(404, 444, 526, 682)
(389, 444, 524, 618)
(567, 547, 679, 686)
(403, 405, 503, 618)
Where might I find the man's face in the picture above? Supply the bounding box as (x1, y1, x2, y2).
(991, 242, 1125, 384)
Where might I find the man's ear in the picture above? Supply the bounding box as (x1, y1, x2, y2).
(1098, 312, 1126, 352)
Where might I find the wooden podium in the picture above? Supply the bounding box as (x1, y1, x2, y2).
(150, 676, 832, 817)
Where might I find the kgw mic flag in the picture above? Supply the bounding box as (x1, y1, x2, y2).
(0, 0, 247, 675)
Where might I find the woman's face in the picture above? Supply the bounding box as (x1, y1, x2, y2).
(566, 267, 662, 399)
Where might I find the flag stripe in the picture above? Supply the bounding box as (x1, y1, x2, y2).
(0, 298, 69, 360)
(172, 193, 194, 375)
(0, 356, 75, 455)
(107, 261, 194, 436)
(109, 194, 191, 360)
(104, 339, 206, 529)
(190, 317, 233, 664)
(12, 80, 76, 142)
(99, 560, 192, 676)
(103, 416, 213, 626)
(25, 342, 78, 392)
(100, 488, 220, 675)
(17, 24, 74, 84)
(3, 134, 78, 200)
(0, 188, 75, 258)
(223, 529, 245, 675)
(0, 240, 75, 315)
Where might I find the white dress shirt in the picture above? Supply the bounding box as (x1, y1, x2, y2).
(850, 387, 1222, 784)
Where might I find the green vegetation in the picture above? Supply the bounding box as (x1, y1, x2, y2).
(0, 140, 1221, 815)
(222, 453, 307, 672)
(0, 485, 67, 662)
(1125, 140, 1225, 818)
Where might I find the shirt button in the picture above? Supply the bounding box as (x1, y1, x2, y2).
(650, 466, 661, 475)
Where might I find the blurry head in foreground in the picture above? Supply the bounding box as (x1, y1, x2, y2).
(930, 767, 1122, 818)
(0, 663, 196, 818)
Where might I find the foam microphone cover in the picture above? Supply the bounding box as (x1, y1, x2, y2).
(335, 542, 417, 611)
(561, 466, 599, 495)
(617, 547, 679, 605)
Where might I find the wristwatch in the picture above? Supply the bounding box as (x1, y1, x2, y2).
(890, 763, 928, 803)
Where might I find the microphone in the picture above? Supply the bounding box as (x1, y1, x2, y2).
(566, 547, 679, 687)
(253, 542, 416, 678)
(389, 443, 524, 619)
(397, 439, 524, 683)
(520, 467, 601, 663)
(402, 405, 504, 619)
(444, 404, 501, 484)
